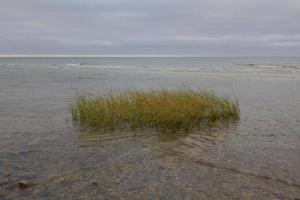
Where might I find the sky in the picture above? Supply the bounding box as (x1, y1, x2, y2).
(1, 0, 300, 56)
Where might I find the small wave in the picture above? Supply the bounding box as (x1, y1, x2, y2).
(0, 63, 19, 67)
(281, 65, 300, 69)
(241, 64, 300, 69)
(65, 63, 81, 66)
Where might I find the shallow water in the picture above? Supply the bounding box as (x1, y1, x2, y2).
(0, 57, 300, 199)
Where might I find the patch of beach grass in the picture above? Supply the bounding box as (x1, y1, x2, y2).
(72, 89, 239, 132)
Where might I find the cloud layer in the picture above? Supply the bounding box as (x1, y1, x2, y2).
(1, 0, 300, 56)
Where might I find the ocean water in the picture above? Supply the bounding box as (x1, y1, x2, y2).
(1, 57, 300, 72)
(0, 57, 300, 199)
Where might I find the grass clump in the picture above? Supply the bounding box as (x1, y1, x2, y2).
(72, 89, 239, 132)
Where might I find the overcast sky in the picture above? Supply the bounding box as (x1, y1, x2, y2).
(1, 0, 300, 56)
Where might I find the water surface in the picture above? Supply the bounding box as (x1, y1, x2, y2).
(0, 57, 300, 199)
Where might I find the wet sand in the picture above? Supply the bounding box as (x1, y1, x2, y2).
(0, 63, 300, 199)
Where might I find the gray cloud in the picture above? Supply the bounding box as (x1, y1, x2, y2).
(1, 0, 300, 56)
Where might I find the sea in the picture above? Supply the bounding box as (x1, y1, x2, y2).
(0, 57, 299, 199)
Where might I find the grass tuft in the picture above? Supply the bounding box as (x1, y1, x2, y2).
(72, 89, 240, 132)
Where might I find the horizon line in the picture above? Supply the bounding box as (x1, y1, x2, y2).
(0, 54, 299, 58)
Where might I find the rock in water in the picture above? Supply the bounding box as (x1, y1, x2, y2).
(18, 181, 29, 189)
(92, 182, 98, 186)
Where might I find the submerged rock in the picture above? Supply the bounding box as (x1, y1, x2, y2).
(18, 181, 29, 189)
(92, 182, 98, 186)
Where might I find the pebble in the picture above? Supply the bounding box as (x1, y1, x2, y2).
(92, 182, 98, 186)
(18, 181, 29, 189)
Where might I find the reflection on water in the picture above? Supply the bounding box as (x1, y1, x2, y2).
(0, 58, 300, 199)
